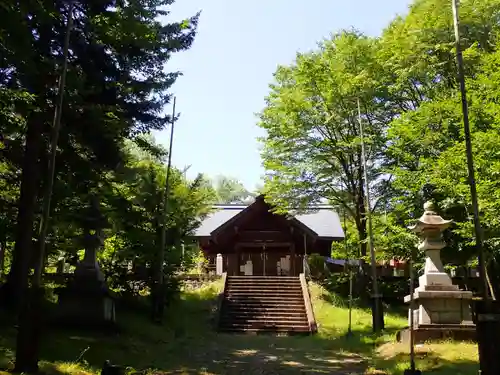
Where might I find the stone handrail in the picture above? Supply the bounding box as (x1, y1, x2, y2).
(299, 272, 317, 334)
(213, 272, 227, 330)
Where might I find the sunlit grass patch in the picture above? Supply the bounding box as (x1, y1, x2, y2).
(366, 339, 478, 375)
(39, 361, 94, 375)
(308, 282, 479, 374)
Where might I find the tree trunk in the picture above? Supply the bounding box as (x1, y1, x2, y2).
(14, 287, 43, 373)
(0, 241, 5, 278)
(1, 117, 43, 308)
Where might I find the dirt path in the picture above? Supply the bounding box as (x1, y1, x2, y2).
(160, 333, 368, 374)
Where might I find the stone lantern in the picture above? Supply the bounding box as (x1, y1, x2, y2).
(403, 201, 474, 338)
(57, 194, 116, 328)
(410, 201, 453, 291)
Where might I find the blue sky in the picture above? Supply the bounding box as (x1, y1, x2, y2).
(155, 0, 412, 190)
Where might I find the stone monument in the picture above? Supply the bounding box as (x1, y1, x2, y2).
(57, 195, 116, 329)
(400, 201, 475, 343)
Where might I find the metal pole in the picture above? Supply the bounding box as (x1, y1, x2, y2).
(33, 0, 74, 285)
(154, 97, 177, 323)
(451, 0, 489, 300)
(452, 3, 500, 375)
(404, 248, 420, 375)
(345, 210, 353, 336)
(409, 250, 416, 373)
(357, 98, 384, 332)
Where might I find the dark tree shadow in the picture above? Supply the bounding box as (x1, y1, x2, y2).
(0, 289, 480, 375)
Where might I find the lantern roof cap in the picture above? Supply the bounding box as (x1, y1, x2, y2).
(408, 201, 453, 233)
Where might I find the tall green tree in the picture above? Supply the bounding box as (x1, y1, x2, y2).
(1, 0, 200, 371)
(382, 0, 500, 268)
(0, 0, 199, 309)
(211, 175, 254, 204)
(102, 154, 215, 296)
(258, 31, 391, 257)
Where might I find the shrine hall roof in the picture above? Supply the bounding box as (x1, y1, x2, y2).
(194, 204, 344, 239)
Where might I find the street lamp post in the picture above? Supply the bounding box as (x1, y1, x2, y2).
(451, 1, 500, 374)
(451, 0, 488, 299)
(343, 209, 353, 337)
(404, 248, 421, 375)
(357, 98, 384, 332)
(152, 97, 177, 324)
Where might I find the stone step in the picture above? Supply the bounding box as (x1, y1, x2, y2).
(225, 291, 303, 297)
(223, 306, 306, 313)
(222, 316, 308, 324)
(227, 280, 300, 282)
(219, 327, 310, 334)
(225, 301, 305, 307)
(225, 296, 304, 302)
(228, 280, 299, 283)
(219, 322, 310, 330)
(222, 307, 307, 314)
(223, 305, 306, 312)
(227, 281, 300, 288)
(226, 285, 302, 290)
(224, 300, 305, 305)
(221, 314, 307, 321)
(226, 291, 302, 295)
(226, 298, 304, 304)
(227, 284, 300, 289)
(228, 276, 299, 280)
(226, 292, 302, 297)
(224, 300, 306, 306)
(227, 284, 301, 288)
(221, 276, 309, 334)
(220, 319, 309, 326)
(226, 276, 300, 284)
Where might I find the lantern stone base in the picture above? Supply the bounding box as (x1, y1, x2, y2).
(401, 286, 475, 344)
(418, 272, 455, 289)
(397, 323, 476, 345)
(404, 287, 473, 326)
(55, 266, 116, 330)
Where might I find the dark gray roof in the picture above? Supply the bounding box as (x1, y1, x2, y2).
(194, 204, 344, 239)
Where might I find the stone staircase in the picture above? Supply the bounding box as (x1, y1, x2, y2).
(218, 275, 313, 334)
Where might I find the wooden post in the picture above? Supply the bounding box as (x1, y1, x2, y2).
(235, 243, 240, 276)
(291, 243, 296, 276)
(303, 234, 307, 273)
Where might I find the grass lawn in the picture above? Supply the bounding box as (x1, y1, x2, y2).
(0, 280, 479, 375)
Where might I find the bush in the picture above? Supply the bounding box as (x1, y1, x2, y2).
(307, 253, 329, 280)
(323, 271, 410, 307)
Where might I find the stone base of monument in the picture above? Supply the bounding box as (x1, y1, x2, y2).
(55, 272, 117, 331)
(398, 285, 476, 344)
(397, 323, 476, 345)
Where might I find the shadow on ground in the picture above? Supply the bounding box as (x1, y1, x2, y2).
(0, 291, 479, 375)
